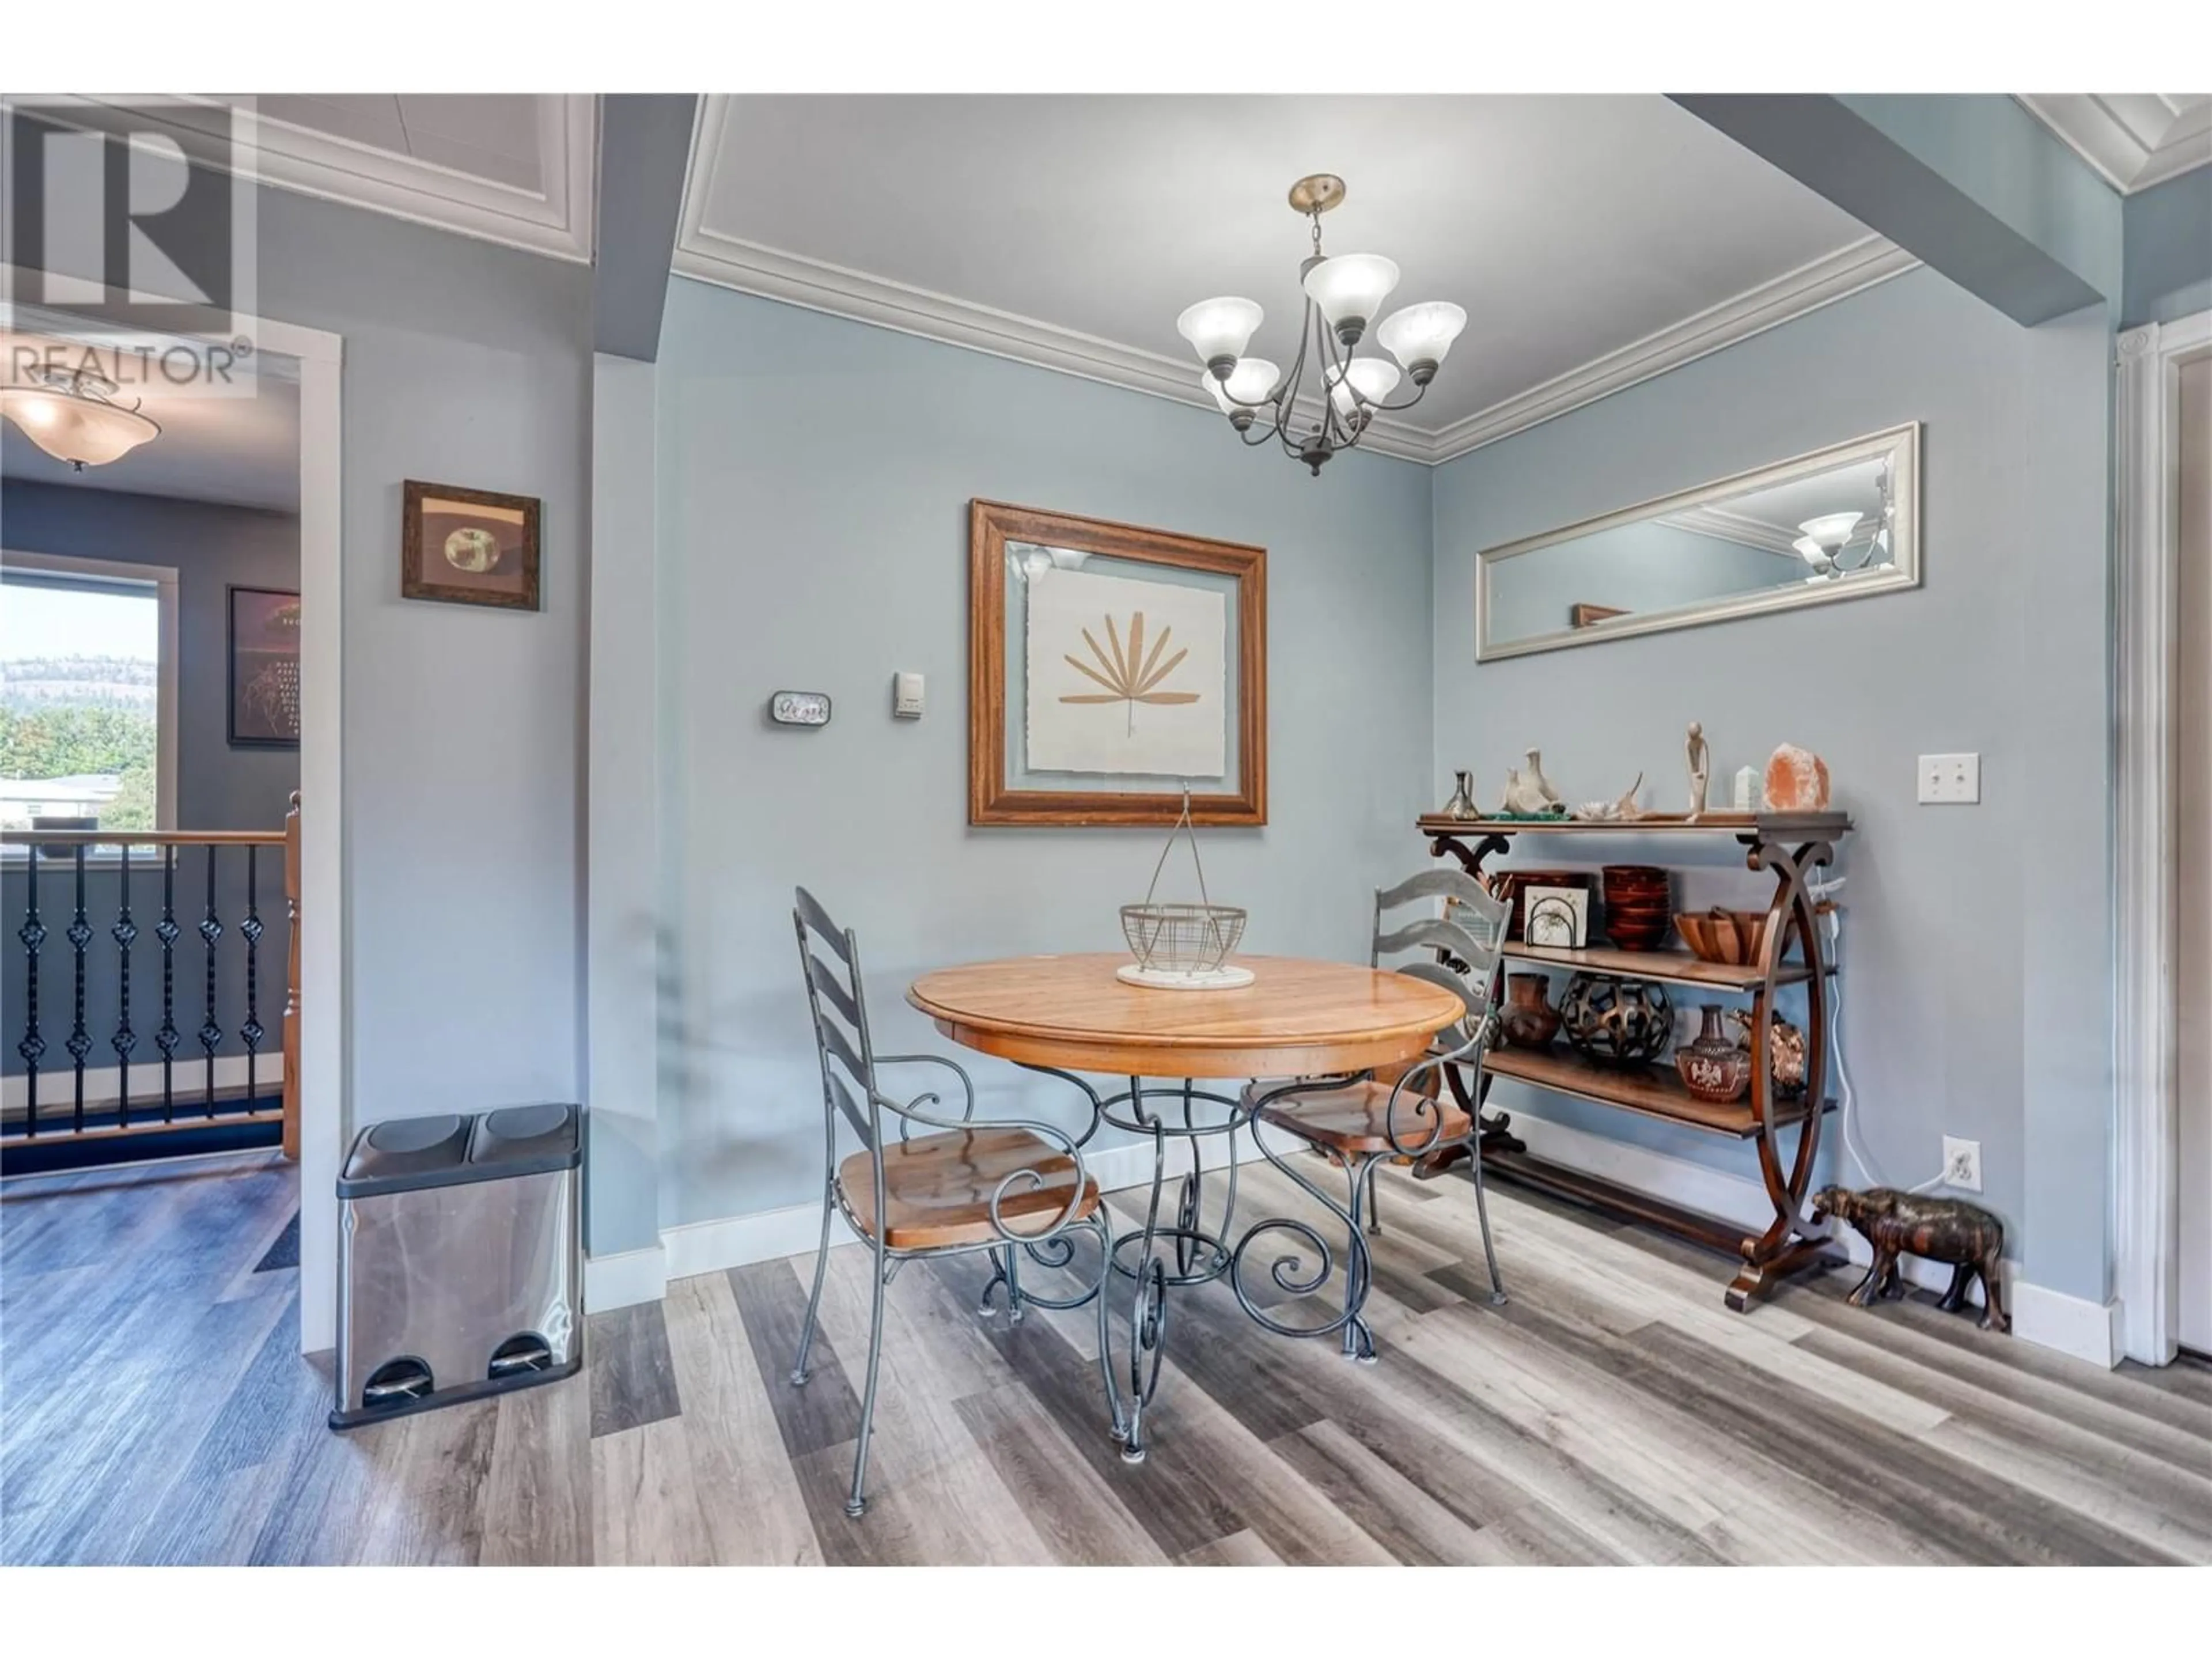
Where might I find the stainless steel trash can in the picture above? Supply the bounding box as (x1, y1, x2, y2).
(332, 1103, 582, 1430)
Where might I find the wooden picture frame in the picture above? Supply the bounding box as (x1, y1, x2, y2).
(401, 480, 541, 611)
(969, 499, 1266, 826)
(227, 585, 301, 749)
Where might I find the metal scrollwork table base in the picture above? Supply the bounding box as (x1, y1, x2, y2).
(908, 953, 1464, 1464)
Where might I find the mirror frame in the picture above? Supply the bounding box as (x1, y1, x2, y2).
(1474, 421, 1921, 662)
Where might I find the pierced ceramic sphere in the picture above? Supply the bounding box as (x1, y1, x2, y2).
(1559, 972, 1673, 1066)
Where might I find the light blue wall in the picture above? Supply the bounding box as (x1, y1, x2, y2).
(650, 278, 1435, 1230)
(248, 190, 594, 1127)
(2123, 168, 2212, 327)
(1483, 518, 1799, 648)
(1433, 267, 2114, 1302)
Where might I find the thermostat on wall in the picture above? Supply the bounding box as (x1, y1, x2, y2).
(768, 690, 832, 728)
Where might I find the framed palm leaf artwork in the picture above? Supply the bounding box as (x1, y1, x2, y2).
(969, 500, 1266, 826)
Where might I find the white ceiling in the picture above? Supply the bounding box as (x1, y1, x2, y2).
(2017, 94, 2212, 192)
(677, 95, 1910, 463)
(2, 329, 302, 513)
(24, 94, 595, 261)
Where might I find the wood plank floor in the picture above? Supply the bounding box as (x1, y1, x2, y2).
(3, 1149, 2207, 1566)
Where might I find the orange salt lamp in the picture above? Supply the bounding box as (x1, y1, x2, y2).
(1764, 744, 1831, 812)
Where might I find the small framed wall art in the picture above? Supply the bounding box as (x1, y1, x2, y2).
(1524, 885, 1590, 949)
(969, 499, 1267, 826)
(402, 480, 541, 611)
(228, 586, 301, 748)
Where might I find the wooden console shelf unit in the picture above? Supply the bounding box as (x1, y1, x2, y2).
(1416, 810, 1852, 1312)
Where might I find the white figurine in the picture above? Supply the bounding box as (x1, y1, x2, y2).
(1525, 748, 1563, 809)
(1684, 722, 1710, 822)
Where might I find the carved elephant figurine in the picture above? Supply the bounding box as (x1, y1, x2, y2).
(1810, 1185, 2010, 1334)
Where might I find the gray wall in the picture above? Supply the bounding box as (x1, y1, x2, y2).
(14, 142, 596, 1131)
(650, 278, 1434, 1230)
(1433, 267, 2114, 1302)
(2123, 168, 2212, 327)
(248, 189, 594, 1124)
(1, 479, 301, 830)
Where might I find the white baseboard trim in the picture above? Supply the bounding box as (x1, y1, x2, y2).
(2010, 1280, 2123, 1369)
(582, 1129, 1268, 1311)
(581, 1245, 668, 1314)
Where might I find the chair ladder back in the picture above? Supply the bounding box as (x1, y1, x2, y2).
(793, 885, 878, 1151)
(1370, 870, 1510, 1047)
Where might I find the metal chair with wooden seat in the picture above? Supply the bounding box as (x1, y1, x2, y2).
(790, 886, 1112, 1518)
(1240, 869, 1511, 1357)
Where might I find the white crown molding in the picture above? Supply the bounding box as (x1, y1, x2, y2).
(2016, 93, 2212, 194)
(677, 96, 1918, 468)
(1427, 237, 1921, 462)
(1658, 502, 1804, 559)
(673, 100, 1430, 462)
(10, 94, 596, 263)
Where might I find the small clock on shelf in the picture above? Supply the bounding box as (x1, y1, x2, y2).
(768, 690, 832, 728)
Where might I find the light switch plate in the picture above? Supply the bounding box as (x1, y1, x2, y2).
(892, 672, 925, 719)
(1918, 752, 1980, 804)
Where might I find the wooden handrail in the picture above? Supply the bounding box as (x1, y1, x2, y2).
(2, 830, 286, 847)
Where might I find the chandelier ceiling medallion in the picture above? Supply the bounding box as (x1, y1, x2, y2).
(1176, 173, 1465, 477)
(0, 365, 162, 471)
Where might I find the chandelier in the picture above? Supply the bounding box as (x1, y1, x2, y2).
(1, 366, 161, 471)
(1176, 173, 1465, 476)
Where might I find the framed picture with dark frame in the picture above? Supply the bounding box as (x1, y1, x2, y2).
(227, 585, 301, 749)
(969, 499, 1267, 827)
(401, 480, 541, 610)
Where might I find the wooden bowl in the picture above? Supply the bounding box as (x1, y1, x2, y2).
(1674, 915, 1731, 963)
(1725, 910, 1770, 964)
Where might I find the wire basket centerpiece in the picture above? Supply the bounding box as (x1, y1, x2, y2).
(1118, 787, 1251, 990)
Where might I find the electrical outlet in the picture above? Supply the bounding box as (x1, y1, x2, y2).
(1918, 752, 1980, 804)
(1941, 1135, 1982, 1192)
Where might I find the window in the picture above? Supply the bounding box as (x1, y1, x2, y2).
(1, 550, 178, 835)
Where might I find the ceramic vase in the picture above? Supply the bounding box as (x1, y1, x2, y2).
(1442, 770, 1479, 820)
(1498, 973, 1561, 1049)
(1675, 1003, 1753, 1103)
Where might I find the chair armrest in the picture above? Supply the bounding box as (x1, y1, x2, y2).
(872, 1052, 976, 1126)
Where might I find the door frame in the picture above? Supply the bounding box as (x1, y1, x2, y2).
(2, 269, 346, 1353)
(2113, 310, 2211, 1366)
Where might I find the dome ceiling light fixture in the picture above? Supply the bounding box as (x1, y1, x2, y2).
(1176, 173, 1465, 477)
(1, 365, 162, 471)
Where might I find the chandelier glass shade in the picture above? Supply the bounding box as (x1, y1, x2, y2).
(1, 368, 161, 470)
(1177, 175, 1465, 475)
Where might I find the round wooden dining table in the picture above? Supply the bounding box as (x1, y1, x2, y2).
(907, 952, 1464, 1462)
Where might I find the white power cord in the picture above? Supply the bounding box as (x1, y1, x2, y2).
(1810, 873, 1944, 1195)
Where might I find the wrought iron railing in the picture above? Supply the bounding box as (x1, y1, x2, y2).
(2, 794, 300, 1159)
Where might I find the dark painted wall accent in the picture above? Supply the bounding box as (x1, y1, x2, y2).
(1671, 94, 2115, 325)
(592, 94, 699, 361)
(2123, 169, 2212, 327)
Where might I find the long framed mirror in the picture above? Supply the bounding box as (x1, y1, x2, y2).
(1475, 422, 1920, 661)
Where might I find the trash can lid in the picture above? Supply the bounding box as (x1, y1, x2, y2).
(468, 1102, 580, 1177)
(338, 1113, 475, 1198)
